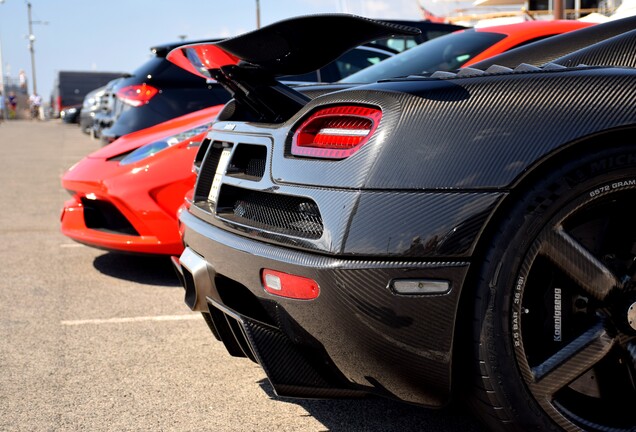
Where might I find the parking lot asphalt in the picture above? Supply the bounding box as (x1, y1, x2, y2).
(0, 119, 484, 432)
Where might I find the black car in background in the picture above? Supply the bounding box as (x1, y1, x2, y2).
(91, 77, 123, 139)
(51, 71, 125, 119)
(99, 39, 230, 144)
(79, 85, 106, 133)
(99, 39, 396, 144)
(100, 22, 464, 145)
(60, 104, 81, 124)
(99, 40, 397, 144)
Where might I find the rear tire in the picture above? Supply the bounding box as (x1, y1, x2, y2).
(472, 146, 636, 431)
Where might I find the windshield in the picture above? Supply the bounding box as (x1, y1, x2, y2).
(340, 30, 506, 84)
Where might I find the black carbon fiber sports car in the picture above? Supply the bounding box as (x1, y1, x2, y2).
(170, 15, 636, 432)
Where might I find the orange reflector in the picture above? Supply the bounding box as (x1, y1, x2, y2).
(262, 269, 320, 300)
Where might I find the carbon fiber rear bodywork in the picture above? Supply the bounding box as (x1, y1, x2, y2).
(173, 15, 636, 414)
(180, 211, 471, 405)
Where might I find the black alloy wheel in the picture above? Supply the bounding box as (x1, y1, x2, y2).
(472, 145, 636, 432)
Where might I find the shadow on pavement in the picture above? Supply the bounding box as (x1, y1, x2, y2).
(93, 252, 180, 287)
(256, 379, 484, 432)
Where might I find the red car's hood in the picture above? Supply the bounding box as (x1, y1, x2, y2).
(89, 104, 223, 160)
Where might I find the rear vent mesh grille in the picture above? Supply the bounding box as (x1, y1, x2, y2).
(245, 158, 266, 178)
(217, 186, 323, 239)
(226, 144, 267, 180)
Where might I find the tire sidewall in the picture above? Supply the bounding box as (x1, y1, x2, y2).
(476, 146, 636, 431)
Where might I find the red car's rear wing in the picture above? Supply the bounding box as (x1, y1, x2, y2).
(167, 14, 420, 122)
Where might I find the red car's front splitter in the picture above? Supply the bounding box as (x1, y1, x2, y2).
(61, 196, 180, 255)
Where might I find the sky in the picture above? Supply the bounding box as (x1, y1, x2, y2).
(0, 0, 440, 101)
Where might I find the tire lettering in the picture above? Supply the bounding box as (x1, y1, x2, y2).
(513, 276, 524, 305)
(612, 179, 636, 189)
(589, 185, 610, 197)
(590, 179, 636, 198)
(591, 154, 636, 174)
(512, 312, 520, 347)
(512, 279, 524, 347)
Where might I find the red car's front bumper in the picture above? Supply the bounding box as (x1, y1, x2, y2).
(60, 151, 196, 255)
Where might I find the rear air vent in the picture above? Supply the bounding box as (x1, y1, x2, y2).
(193, 138, 212, 174)
(216, 185, 323, 239)
(226, 144, 267, 180)
(194, 142, 228, 201)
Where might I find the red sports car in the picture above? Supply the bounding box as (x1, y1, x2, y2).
(61, 105, 221, 255)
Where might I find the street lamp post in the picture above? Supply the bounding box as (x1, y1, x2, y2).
(553, 0, 565, 19)
(0, 0, 6, 119)
(27, 1, 37, 95)
(256, 0, 260, 29)
(0, 34, 5, 120)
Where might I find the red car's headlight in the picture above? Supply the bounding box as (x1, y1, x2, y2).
(118, 124, 213, 166)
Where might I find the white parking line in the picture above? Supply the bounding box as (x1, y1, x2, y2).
(59, 243, 85, 248)
(61, 314, 201, 326)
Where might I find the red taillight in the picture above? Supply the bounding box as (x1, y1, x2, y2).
(262, 269, 320, 300)
(291, 105, 381, 159)
(116, 84, 159, 107)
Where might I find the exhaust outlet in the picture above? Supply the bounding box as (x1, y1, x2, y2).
(172, 247, 215, 311)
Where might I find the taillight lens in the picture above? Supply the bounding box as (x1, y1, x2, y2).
(116, 84, 159, 107)
(291, 105, 381, 159)
(262, 269, 320, 300)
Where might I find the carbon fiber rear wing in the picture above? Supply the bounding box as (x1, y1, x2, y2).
(167, 14, 420, 122)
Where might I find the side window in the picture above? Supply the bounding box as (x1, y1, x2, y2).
(367, 36, 419, 53)
(279, 71, 319, 83)
(329, 49, 392, 82)
(425, 30, 454, 41)
(281, 48, 392, 83)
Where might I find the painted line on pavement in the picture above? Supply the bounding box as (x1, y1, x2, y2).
(61, 314, 201, 326)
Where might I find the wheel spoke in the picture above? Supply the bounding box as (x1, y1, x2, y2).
(539, 226, 619, 300)
(628, 341, 636, 373)
(531, 321, 615, 398)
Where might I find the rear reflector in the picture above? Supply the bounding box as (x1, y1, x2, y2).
(262, 269, 320, 300)
(390, 279, 450, 295)
(117, 84, 159, 107)
(291, 105, 381, 159)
